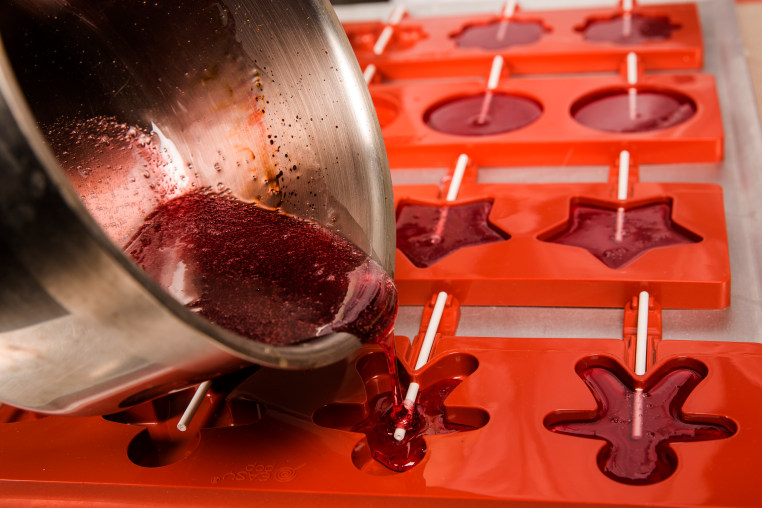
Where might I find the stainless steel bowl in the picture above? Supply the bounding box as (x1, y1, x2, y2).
(0, 0, 394, 415)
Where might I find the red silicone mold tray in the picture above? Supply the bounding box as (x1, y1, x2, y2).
(393, 158, 730, 309)
(373, 71, 723, 168)
(0, 296, 760, 507)
(345, 3, 703, 79)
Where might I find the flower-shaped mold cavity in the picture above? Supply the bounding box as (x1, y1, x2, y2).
(313, 350, 488, 474)
(371, 93, 400, 129)
(452, 18, 550, 50)
(544, 357, 736, 485)
(346, 23, 427, 53)
(577, 13, 681, 45)
(540, 198, 701, 269)
(424, 92, 543, 136)
(396, 199, 510, 268)
(571, 86, 696, 133)
(104, 374, 263, 467)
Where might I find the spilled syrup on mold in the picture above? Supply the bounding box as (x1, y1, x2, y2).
(352, 379, 475, 472)
(126, 190, 413, 456)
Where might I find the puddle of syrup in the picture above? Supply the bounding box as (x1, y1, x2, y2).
(546, 202, 700, 269)
(125, 191, 397, 347)
(351, 379, 475, 472)
(424, 92, 543, 137)
(396, 201, 509, 268)
(580, 13, 680, 45)
(547, 366, 735, 484)
(572, 89, 696, 133)
(453, 19, 547, 50)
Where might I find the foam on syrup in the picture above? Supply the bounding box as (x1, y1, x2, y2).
(124, 190, 397, 347)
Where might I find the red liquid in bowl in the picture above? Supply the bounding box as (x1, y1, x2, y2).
(580, 13, 680, 45)
(125, 191, 398, 347)
(454, 19, 547, 50)
(425, 92, 542, 136)
(572, 88, 696, 133)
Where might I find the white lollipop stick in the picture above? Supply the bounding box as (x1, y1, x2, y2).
(373, 6, 406, 56)
(615, 150, 630, 242)
(631, 290, 649, 439)
(622, 0, 634, 37)
(626, 53, 638, 121)
(446, 154, 470, 202)
(634, 291, 650, 376)
(177, 380, 212, 432)
(617, 150, 631, 201)
(497, 0, 518, 40)
(363, 64, 377, 85)
(394, 291, 449, 441)
(475, 55, 504, 125)
(431, 154, 470, 243)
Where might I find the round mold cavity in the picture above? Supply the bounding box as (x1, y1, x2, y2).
(577, 13, 681, 45)
(453, 18, 549, 50)
(424, 92, 543, 137)
(571, 87, 696, 133)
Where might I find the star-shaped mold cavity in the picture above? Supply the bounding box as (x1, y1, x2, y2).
(104, 370, 263, 467)
(396, 200, 510, 268)
(576, 13, 681, 44)
(544, 358, 736, 485)
(541, 200, 701, 269)
(452, 18, 549, 50)
(313, 350, 488, 474)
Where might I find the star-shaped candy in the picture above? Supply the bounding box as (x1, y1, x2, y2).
(545, 202, 700, 269)
(546, 364, 735, 484)
(396, 201, 510, 268)
(313, 351, 487, 472)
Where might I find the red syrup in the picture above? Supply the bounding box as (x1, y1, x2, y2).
(424, 92, 543, 137)
(572, 88, 696, 133)
(396, 201, 509, 268)
(126, 191, 415, 465)
(124, 190, 398, 348)
(546, 202, 700, 269)
(351, 379, 474, 472)
(579, 13, 680, 45)
(453, 19, 547, 50)
(546, 366, 735, 485)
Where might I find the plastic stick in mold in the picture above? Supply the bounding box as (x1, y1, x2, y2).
(393, 291, 449, 442)
(373, 6, 406, 56)
(496, 0, 518, 41)
(622, 0, 634, 38)
(475, 55, 505, 126)
(177, 380, 212, 432)
(632, 290, 650, 440)
(626, 52, 638, 121)
(430, 154, 470, 244)
(363, 64, 377, 85)
(615, 150, 631, 242)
